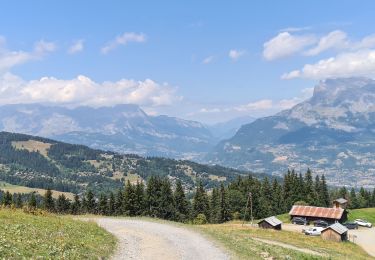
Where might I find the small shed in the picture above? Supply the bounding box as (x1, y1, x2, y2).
(258, 216, 282, 230)
(321, 223, 348, 242)
(333, 198, 348, 209)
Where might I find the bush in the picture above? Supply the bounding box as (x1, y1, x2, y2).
(193, 213, 207, 225)
(294, 200, 308, 206)
(232, 211, 241, 220)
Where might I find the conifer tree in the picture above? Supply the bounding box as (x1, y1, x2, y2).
(271, 179, 284, 215)
(29, 192, 37, 208)
(192, 180, 210, 219)
(146, 175, 162, 217)
(108, 191, 116, 216)
(134, 181, 145, 216)
(320, 174, 330, 207)
(85, 190, 96, 214)
(114, 189, 124, 215)
(98, 193, 108, 215)
(123, 180, 136, 216)
(43, 188, 55, 212)
(371, 188, 375, 207)
(159, 178, 175, 220)
(56, 194, 70, 214)
(2, 191, 12, 206)
(15, 193, 23, 208)
(71, 194, 81, 215)
(174, 180, 189, 222)
(209, 187, 221, 223)
(219, 183, 231, 223)
(349, 188, 358, 209)
(304, 169, 315, 205)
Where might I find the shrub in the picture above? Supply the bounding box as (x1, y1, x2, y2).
(193, 213, 207, 225)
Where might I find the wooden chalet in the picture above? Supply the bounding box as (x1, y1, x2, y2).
(258, 216, 282, 230)
(289, 205, 347, 224)
(321, 223, 348, 242)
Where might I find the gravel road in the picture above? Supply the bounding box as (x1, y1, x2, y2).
(93, 218, 230, 260)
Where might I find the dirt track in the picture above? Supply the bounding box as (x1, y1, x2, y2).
(93, 218, 230, 260)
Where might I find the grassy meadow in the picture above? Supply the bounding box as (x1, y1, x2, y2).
(0, 208, 116, 259)
(348, 208, 375, 224)
(196, 223, 371, 260)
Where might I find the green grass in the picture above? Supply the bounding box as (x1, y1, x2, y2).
(196, 223, 372, 260)
(348, 208, 375, 224)
(0, 208, 117, 259)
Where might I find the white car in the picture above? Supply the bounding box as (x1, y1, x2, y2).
(304, 227, 324, 236)
(354, 219, 372, 228)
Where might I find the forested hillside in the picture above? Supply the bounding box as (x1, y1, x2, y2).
(0, 131, 265, 194)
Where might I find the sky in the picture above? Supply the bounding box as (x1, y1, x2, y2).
(1, 0, 375, 124)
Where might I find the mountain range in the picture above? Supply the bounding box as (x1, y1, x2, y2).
(207, 77, 375, 188)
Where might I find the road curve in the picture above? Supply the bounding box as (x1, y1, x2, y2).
(93, 218, 230, 260)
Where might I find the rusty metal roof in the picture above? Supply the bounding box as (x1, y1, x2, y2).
(289, 205, 344, 220)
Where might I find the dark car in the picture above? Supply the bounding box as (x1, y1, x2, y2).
(292, 217, 309, 225)
(313, 220, 329, 228)
(344, 222, 359, 230)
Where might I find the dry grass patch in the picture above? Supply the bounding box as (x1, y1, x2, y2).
(11, 140, 52, 158)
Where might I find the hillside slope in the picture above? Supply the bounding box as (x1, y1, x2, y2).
(0, 131, 263, 194)
(208, 77, 375, 188)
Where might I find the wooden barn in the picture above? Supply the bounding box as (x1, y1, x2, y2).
(289, 205, 347, 224)
(321, 223, 348, 242)
(258, 216, 282, 230)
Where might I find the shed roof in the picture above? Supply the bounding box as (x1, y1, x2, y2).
(289, 205, 344, 220)
(323, 223, 348, 235)
(333, 198, 348, 204)
(259, 216, 282, 226)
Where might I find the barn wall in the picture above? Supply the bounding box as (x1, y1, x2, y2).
(321, 229, 342, 242)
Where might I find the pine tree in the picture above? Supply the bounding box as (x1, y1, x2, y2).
(146, 176, 162, 217)
(349, 188, 358, 209)
(98, 193, 108, 215)
(108, 192, 116, 216)
(320, 174, 330, 207)
(43, 188, 55, 212)
(56, 194, 70, 214)
(134, 181, 145, 216)
(174, 180, 189, 222)
(71, 194, 81, 215)
(159, 178, 175, 220)
(209, 187, 221, 223)
(219, 183, 231, 223)
(271, 179, 284, 215)
(123, 180, 136, 216)
(304, 169, 315, 205)
(2, 191, 12, 206)
(371, 188, 375, 207)
(29, 192, 37, 208)
(192, 181, 210, 219)
(15, 193, 23, 208)
(85, 190, 96, 214)
(339, 186, 348, 199)
(114, 189, 124, 215)
(259, 177, 272, 217)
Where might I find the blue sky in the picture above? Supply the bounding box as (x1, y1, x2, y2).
(1, 1, 375, 123)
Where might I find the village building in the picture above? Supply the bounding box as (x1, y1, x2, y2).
(321, 223, 348, 242)
(289, 205, 347, 224)
(258, 216, 282, 230)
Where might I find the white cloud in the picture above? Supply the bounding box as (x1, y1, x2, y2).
(202, 55, 214, 64)
(283, 49, 375, 80)
(263, 32, 316, 60)
(228, 49, 246, 61)
(101, 32, 146, 54)
(304, 30, 348, 56)
(235, 99, 273, 111)
(279, 26, 311, 33)
(68, 40, 84, 54)
(0, 37, 56, 71)
(0, 73, 181, 107)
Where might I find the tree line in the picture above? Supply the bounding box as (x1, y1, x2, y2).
(1, 170, 375, 224)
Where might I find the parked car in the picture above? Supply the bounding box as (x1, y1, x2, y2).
(313, 220, 329, 228)
(292, 217, 309, 225)
(304, 227, 324, 236)
(343, 222, 359, 230)
(354, 219, 372, 228)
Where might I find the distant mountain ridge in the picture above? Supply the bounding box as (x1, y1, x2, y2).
(207, 77, 375, 188)
(0, 104, 215, 159)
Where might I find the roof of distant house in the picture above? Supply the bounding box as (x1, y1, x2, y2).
(259, 216, 282, 226)
(323, 223, 348, 235)
(289, 205, 344, 219)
